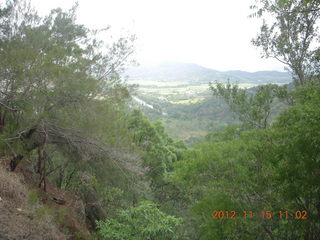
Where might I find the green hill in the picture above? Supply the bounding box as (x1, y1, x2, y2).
(126, 62, 292, 84)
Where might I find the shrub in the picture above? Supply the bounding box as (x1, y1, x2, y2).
(96, 201, 181, 240)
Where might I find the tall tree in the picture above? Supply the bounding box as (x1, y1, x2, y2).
(0, 0, 138, 200)
(252, 0, 320, 85)
(0, 1, 146, 230)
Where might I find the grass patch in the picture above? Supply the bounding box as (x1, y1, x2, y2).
(28, 189, 39, 205)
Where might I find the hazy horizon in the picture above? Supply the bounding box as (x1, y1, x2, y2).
(129, 60, 289, 73)
(32, 0, 285, 72)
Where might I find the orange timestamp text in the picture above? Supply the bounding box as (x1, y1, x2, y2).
(211, 210, 308, 220)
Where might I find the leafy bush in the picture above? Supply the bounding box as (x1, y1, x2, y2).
(96, 201, 181, 240)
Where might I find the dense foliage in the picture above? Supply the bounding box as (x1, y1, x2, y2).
(172, 82, 320, 239)
(96, 201, 181, 240)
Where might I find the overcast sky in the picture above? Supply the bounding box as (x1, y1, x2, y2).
(32, 0, 285, 72)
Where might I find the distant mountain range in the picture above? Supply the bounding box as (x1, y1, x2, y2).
(126, 62, 292, 84)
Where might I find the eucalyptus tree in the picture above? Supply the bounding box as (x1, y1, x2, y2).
(252, 0, 320, 85)
(0, 0, 137, 191)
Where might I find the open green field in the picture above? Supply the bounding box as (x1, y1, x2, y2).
(132, 81, 259, 104)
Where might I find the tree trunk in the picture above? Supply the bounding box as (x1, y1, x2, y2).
(0, 109, 5, 133)
(37, 147, 47, 192)
(10, 154, 23, 171)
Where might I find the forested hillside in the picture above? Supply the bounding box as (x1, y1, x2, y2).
(0, 0, 320, 240)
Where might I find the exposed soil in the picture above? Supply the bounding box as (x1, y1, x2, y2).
(0, 157, 91, 240)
